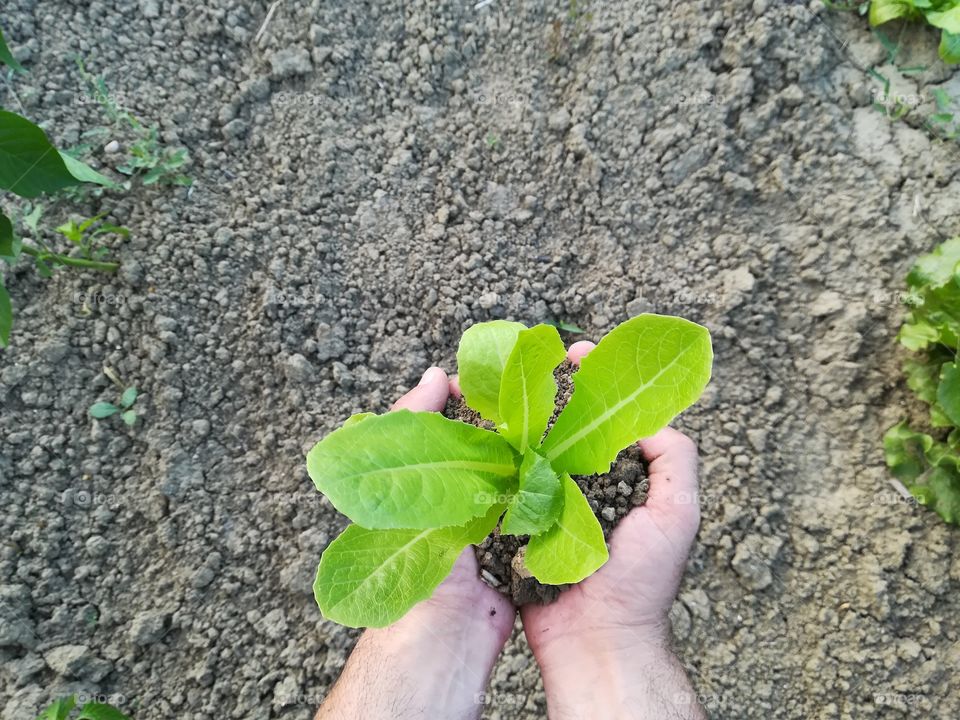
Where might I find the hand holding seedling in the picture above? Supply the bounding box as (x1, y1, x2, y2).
(317, 341, 707, 720)
(520, 341, 707, 719)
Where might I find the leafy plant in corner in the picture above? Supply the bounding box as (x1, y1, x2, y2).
(884, 236, 960, 524)
(35, 695, 130, 720)
(0, 25, 120, 348)
(307, 314, 713, 627)
(868, 0, 960, 63)
(90, 386, 139, 427)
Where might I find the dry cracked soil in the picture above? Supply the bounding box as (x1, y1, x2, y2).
(2, 0, 960, 719)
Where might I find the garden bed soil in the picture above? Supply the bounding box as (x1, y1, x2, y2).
(444, 361, 649, 605)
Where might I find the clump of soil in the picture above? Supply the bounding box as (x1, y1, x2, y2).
(443, 360, 649, 605)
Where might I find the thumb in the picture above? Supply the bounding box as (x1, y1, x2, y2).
(390, 366, 450, 412)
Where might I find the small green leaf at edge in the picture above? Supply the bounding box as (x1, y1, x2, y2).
(307, 410, 519, 529)
(456, 319, 527, 424)
(120, 386, 138, 408)
(121, 410, 137, 426)
(0, 281, 11, 348)
(314, 504, 505, 628)
(500, 450, 564, 536)
(541, 314, 713, 476)
(34, 696, 77, 720)
(525, 473, 608, 584)
(0, 209, 15, 257)
(937, 362, 960, 425)
(89, 402, 120, 418)
(77, 702, 132, 720)
(883, 421, 933, 482)
(0, 26, 26, 73)
(868, 0, 912, 25)
(498, 323, 567, 453)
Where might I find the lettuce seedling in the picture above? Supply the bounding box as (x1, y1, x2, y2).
(884, 237, 960, 524)
(307, 314, 713, 627)
(35, 695, 131, 720)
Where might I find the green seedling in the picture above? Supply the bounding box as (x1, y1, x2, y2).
(868, 0, 960, 63)
(35, 695, 131, 720)
(485, 132, 500, 149)
(884, 236, 960, 524)
(90, 386, 139, 427)
(307, 314, 713, 627)
(56, 214, 129, 261)
(76, 59, 192, 188)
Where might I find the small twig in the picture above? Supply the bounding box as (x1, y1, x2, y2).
(255, 0, 284, 45)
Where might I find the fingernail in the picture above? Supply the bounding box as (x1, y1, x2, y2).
(418, 366, 442, 386)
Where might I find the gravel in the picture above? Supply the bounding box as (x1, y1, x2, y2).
(1, 0, 959, 719)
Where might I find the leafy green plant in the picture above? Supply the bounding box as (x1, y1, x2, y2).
(56, 214, 130, 261)
(869, 0, 960, 63)
(884, 237, 960, 524)
(0, 26, 120, 347)
(545, 318, 585, 334)
(35, 695, 130, 720)
(90, 386, 139, 427)
(76, 59, 191, 188)
(307, 314, 713, 627)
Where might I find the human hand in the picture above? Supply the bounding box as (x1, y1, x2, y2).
(520, 341, 707, 719)
(317, 366, 515, 720)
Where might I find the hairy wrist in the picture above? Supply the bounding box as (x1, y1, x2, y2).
(534, 627, 706, 720)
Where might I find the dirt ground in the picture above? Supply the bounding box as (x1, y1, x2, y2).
(2, 0, 959, 718)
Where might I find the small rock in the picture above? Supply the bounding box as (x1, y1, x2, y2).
(284, 354, 315, 383)
(104, 140, 121, 154)
(129, 610, 169, 646)
(222, 118, 249, 140)
(548, 108, 571, 132)
(617, 481, 632, 496)
(601, 507, 616, 522)
(44, 645, 108, 680)
(269, 47, 313, 79)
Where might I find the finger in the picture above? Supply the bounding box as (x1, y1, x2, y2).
(390, 366, 450, 412)
(637, 427, 700, 511)
(566, 340, 595, 366)
(449, 374, 461, 398)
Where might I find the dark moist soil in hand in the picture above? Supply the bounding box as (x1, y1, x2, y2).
(443, 360, 649, 605)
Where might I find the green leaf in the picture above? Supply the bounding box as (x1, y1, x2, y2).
(0, 281, 12, 349)
(868, 0, 913, 25)
(906, 236, 960, 289)
(120, 386, 138, 408)
(35, 696, 77, 720)
(883, 421, 934, 482)
(500, 451, 564, 536)
(928, 7, 960, 34)
(121, 410, 137, 426)
(0, 26, 26, 73)
(0, 111, 80, 198)
(940, 30, 960, 63)
(314, 504, 503, 627)
(541, 314, 713, 475)
(921, 467, 960, 524)
(937, 362, 960, 425)
(90, 402, 120, 418)
(498, 324, 566, 452)
(0, 210, 15, 257)
(308, 410, 519, 529)
(58, 152, 118, 188)
(457, 320, 527, 423)
(77, 703, 132, 720)
(525, 473, 608, 584)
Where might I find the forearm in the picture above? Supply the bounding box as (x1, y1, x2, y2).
(537, 631, 707, 720)
(316, 603, 508, 720)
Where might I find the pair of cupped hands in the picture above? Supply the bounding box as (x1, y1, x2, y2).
(318, 340, 705, 719)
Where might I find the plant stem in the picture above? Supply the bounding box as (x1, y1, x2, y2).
(21, 244, 119, 272)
